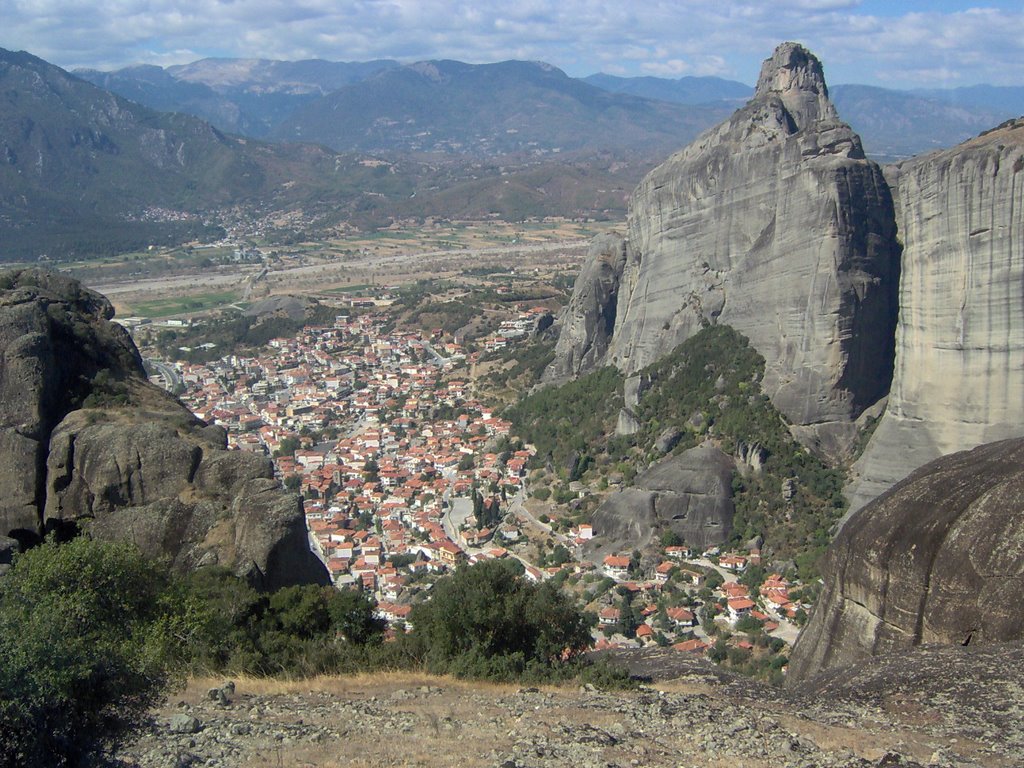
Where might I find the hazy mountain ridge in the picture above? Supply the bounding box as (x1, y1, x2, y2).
(582, 72, 752, 105)
(273, 59, 732, 155)
(74, 54, 1024, 163)
(76, 58, 401, 137)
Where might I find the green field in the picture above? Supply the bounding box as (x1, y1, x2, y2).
(131, 290, 241, 318)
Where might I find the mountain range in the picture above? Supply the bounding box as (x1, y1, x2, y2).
(76, 56, 1024, 163)
(3, 44, 1023, 259)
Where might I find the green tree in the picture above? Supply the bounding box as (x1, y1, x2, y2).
(406, 559, 590, 679)
(0, 538, 177, 768)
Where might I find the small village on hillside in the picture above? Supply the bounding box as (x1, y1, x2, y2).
(148, 299, 808, 676)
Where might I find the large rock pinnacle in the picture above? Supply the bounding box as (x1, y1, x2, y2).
(753, 42, 835, 128)
(547, 42, 900, 456)
(847, 118, 1024, 511)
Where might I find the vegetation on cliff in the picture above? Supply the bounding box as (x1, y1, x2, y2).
(507, 325, 847, 577)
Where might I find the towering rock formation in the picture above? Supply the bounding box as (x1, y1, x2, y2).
(0, 269, 328, 589)
(545, 233, 627, 383)
(789, 437, 1024, 684)
(548, 43, 901, 455)
(848, 118, 1024, 510)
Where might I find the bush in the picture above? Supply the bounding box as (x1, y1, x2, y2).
(0, 538, 177, 768)
(404, 559, 591, 680)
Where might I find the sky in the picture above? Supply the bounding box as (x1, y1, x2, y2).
(3, 0, 1023, 89)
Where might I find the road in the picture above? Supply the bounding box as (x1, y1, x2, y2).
(146, 359, 182, 391)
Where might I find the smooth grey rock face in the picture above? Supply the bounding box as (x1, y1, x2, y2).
(848, 118, 1024, 511)
(586, 444, 734, 555)
(548, 43, 900, 450)
(789, 437, 1024, 684)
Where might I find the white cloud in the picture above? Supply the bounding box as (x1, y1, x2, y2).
(1, 1, 1021, 88)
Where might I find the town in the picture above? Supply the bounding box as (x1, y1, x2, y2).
(158, 300, 807, 678)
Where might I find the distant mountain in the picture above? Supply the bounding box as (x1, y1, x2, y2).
(582, 71, 1024, 162)
(76, 58, 399, 137)
(0, 48, 667, 258)
(910, 84, 1024, 116)
(273, 60, 734, 155)
(583, 72, 752, 105)
(830, 84, 1020, 162)
(0, 48, 389, 259)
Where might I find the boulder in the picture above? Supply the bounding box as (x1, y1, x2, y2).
(586, 444, 734, 556)
(0, 268, 328, 589)
(789, 437, 1024, 684)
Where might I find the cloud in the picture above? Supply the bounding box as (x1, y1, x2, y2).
(1, 0, 1022, 88)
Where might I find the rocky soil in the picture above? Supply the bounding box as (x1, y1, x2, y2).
(112, 651, 1019, 768)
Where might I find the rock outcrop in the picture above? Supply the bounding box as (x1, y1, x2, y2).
(848, 118, 1024, 511)
(788, 437, 1024, 684)
(548, 43, 901, 455)
(0, 268, 328, 589)
(586, 444, 734, 556)
(544, 233, 627, 383)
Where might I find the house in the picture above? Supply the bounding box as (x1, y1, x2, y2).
(603, 555, 631, 580)
(634, 623, 655, 644)
(654, 561, 675, 583)
(672, 638, 709, 654)
(719, 554, 748, 572)
(678, 568, 705, 587)
(578, 523, 594, 540)
(727, 598, 756, 623)
(667, 606, 697, 628)
(598, 606, 621, 626)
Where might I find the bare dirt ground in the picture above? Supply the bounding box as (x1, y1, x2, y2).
(113, 653, 1015, 768)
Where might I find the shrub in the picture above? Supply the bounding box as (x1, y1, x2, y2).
(404, 559, 591, 680)
(0, 538, 177, 768)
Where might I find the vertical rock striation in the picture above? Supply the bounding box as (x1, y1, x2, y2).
(544, 233, 627, 383)
(848, 118, 1024, 511)
(549, 43, 900, 455)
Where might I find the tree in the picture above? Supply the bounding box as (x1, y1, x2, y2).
(406, 559, 591, 679)
(0, 538, 178, 768)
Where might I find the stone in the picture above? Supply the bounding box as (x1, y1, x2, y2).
(544, 233, 627, 383)
(586, 444, 734, 555)
(0, 268, 328, 589)
(653, 427, 683, 455)
(789, 437, 1024, 683)
(168, 714, 202, 734)
(848, 118, 1024, 512)
(548, 43, 900, 454)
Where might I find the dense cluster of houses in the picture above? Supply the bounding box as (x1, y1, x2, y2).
(592, 546, 807, 656)
(173, 310, 537, 630)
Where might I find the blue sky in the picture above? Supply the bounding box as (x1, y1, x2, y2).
(3, 1, 1022, 88)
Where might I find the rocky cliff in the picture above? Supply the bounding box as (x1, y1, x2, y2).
(0, 269, 327, 589)
(788, 437, 1024, 684)
(847, 118, 1024, 510)
(548, 43, 901, 455)
(544, 233, 627, 383)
